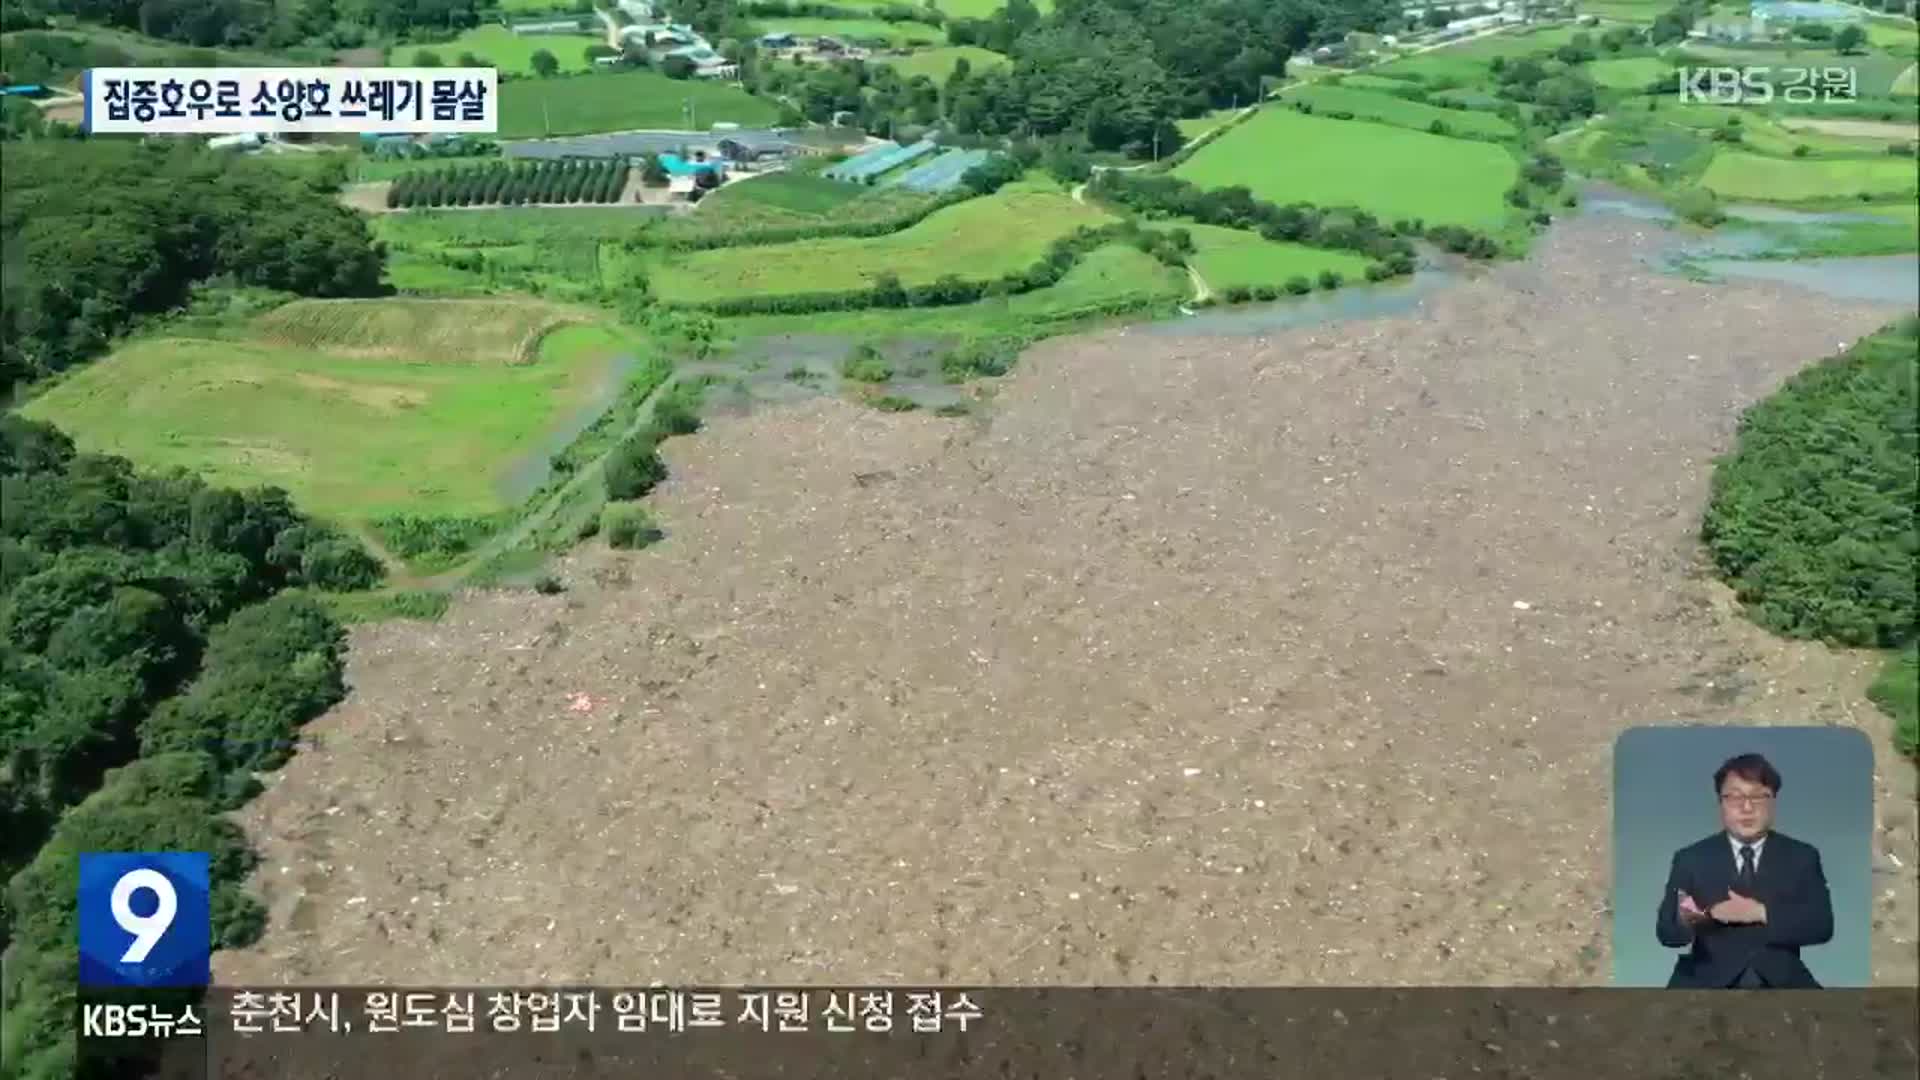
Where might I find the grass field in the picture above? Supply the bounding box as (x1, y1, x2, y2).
(19, 312, 633, 521)
(877, 45, 1008, 81)
(418, 25, 601, 75)
(375, 208, 653, 295)
(497, 69, 781, 138)
(1333, 73, 1421, 92)
(1175, 107, 1519, 227)
(1588, 56, 1671, 89)
(1180, 224, 1374, 291)
(1376, 25, 1587, 82)
(1279, 84, 1518, 138)
(1177, 108, 1244, 142)
(1699, 149, 1920, 201)
(754, 17, 943, 45)
(251, 298, 575, 363)
(1866, 20, 1920, 55)
(660, 180, 931, 239)
(1001, 243, 1188, 314)
(928, 0, 1053, 16)
(649, 181, 1113, 302)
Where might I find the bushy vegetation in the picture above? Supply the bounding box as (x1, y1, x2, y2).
(1, 140, 385, 398)
(601, 504, 662, 549)
(1, 415, 367, 1078)
(387, 159, 629, 209)
(663, 219, 1149, 315)
(756, 0, 1404, 156)
(3, 0, 497, 49)
(601, 379, 708, 502)
(841, 343, 895, 382)
(1703, 319, 1918, 760)
(1090, 170, 1422, 265)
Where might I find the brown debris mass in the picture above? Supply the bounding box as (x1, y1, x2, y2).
(215, 221, 1918, 989)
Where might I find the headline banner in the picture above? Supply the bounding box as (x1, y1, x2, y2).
(82, 68, 498, 134)
(81, 987, 1920, 1079)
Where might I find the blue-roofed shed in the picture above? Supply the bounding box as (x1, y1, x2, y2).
(0, 84, 49, 97)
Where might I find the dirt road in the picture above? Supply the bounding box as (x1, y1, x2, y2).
(216, 218, 1917, 989)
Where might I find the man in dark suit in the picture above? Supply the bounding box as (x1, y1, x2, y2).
(1655, 753, 1834, 988)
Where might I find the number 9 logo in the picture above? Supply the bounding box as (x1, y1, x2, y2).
(111, 868, 179, 963)
(78, 852, 211, 988)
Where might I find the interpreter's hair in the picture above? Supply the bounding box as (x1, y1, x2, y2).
(1714, 753, 1782, 795)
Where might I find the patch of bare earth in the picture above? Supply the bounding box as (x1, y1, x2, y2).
(215, 220, 1918, 989)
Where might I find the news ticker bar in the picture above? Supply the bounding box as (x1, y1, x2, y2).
(82, 68, 498, 134)
(81, 987, 1920, 1080)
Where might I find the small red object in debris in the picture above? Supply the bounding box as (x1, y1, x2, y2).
(568, 693, 593, 713)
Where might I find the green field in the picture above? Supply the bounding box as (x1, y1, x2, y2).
(19, 309, 633, 521)
(419, 25, 601, 75)
(700, 171, 865, 215)
(375, 208, 652, 296)
(1002, 243, 1188, 313)
(928, 0, 1054, 16)
(1334, 73, 1422, 92)
(878, 45, 1009, 81)
(1588, 56, 1672, 89)
(660, 179, 931, 239)
(1376, 26, 1586, 82)
(497, 69, 781, 137)
(1866, 19, 1920, 55)
(649, 182, 1113, 302)
(1175, 107, 1519, 227)
(1180, 224, 1374, 290)
(1279, 84, 1518, 138)
(1699, 149, 1920, 201)
(755, 17, 943, 45)
(1177, 108, 1243, 141)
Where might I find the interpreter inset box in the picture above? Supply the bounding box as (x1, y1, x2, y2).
(1612, 726, 1872, 988)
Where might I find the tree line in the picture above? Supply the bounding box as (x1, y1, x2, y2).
(1087, 169, 1423, 268)
(1, 139, 386, 400)
(2, 415, 377, 1080)
(744, 0, 1402, 157)
(2, 0, 489, 52)
(1702, 318, 1917, 644)
(385, 159, 631, 209)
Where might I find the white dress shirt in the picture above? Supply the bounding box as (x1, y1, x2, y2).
(1729, 832, 1768, 875)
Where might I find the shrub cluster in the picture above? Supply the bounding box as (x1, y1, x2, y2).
(2, 417, 365, 1077)
(639, 191, 970, 252)
(602, 379, 707, 503)
(387, 159, 629, 209)
(1087, 170, 1419, 264)
(1702, 319, 1917, 650)
(666, 222, 1143, 316)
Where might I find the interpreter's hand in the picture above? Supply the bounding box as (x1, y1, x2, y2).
(1677, 891, 1711, 928)
(1710, 891, 1767, 925)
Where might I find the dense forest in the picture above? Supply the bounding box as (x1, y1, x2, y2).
(1701, 318, 1919, 758)
(1, 415, 378, 1079)
(1, 0, 490, 49)
(753, 0, 1403, 155)
(0, 140, 386, 399)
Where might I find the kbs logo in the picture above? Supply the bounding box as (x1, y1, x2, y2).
(77, 853, 212, 988)
(1678, 66, 1859, 104)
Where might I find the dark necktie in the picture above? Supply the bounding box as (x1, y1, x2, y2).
(1737, 844, 1757, 893)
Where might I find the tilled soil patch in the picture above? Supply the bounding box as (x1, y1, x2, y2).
(216, 220, 1917, 988)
